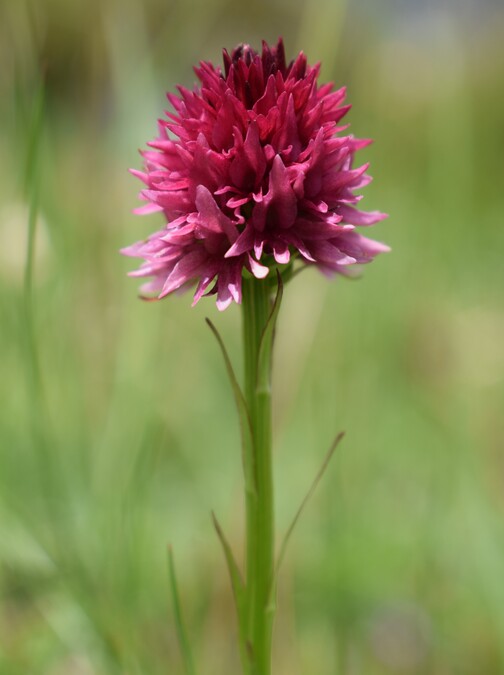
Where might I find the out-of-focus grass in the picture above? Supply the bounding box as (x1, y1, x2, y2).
(1, 0, 504, 673)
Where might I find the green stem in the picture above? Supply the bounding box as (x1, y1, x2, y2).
(242, 277, 275, 675)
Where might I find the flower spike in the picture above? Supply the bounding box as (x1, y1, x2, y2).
(123, 38, 389, 310)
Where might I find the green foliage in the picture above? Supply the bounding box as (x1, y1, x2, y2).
(207, 317, 256, 499)
(1, 1, 504, 674)
(168, 547, 197, 675)
(274, 431, 345, 585)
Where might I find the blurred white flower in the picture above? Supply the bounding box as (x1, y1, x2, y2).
(0, 202, 50, 285)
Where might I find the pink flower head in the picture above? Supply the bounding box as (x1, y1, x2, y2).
(122, 38, 389, 310)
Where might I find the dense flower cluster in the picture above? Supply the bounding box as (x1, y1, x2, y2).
(123, 39, 389, 310)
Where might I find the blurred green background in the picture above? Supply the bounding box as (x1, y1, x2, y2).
(1, 0, 504, 673)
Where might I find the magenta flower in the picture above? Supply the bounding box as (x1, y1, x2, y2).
(122, 39, 389, 310)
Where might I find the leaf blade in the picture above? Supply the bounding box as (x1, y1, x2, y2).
(167, 546, 197, 675)
(206, 318, 257, 497)
(274, 431, 345, 586)
(256, 272, 283, 395)
(212, 512, 250, 674)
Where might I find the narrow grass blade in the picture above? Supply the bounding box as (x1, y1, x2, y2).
(256, 272, 283, 394)
(167, 546, 197, 675)
(21, 70, 45, 408)
(212, 512, 250, 672)
(23, 72, 45, 401)
(275, 431, 345, 579)
(23, 71, 46, 197)
(206, 318, 257, 497)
